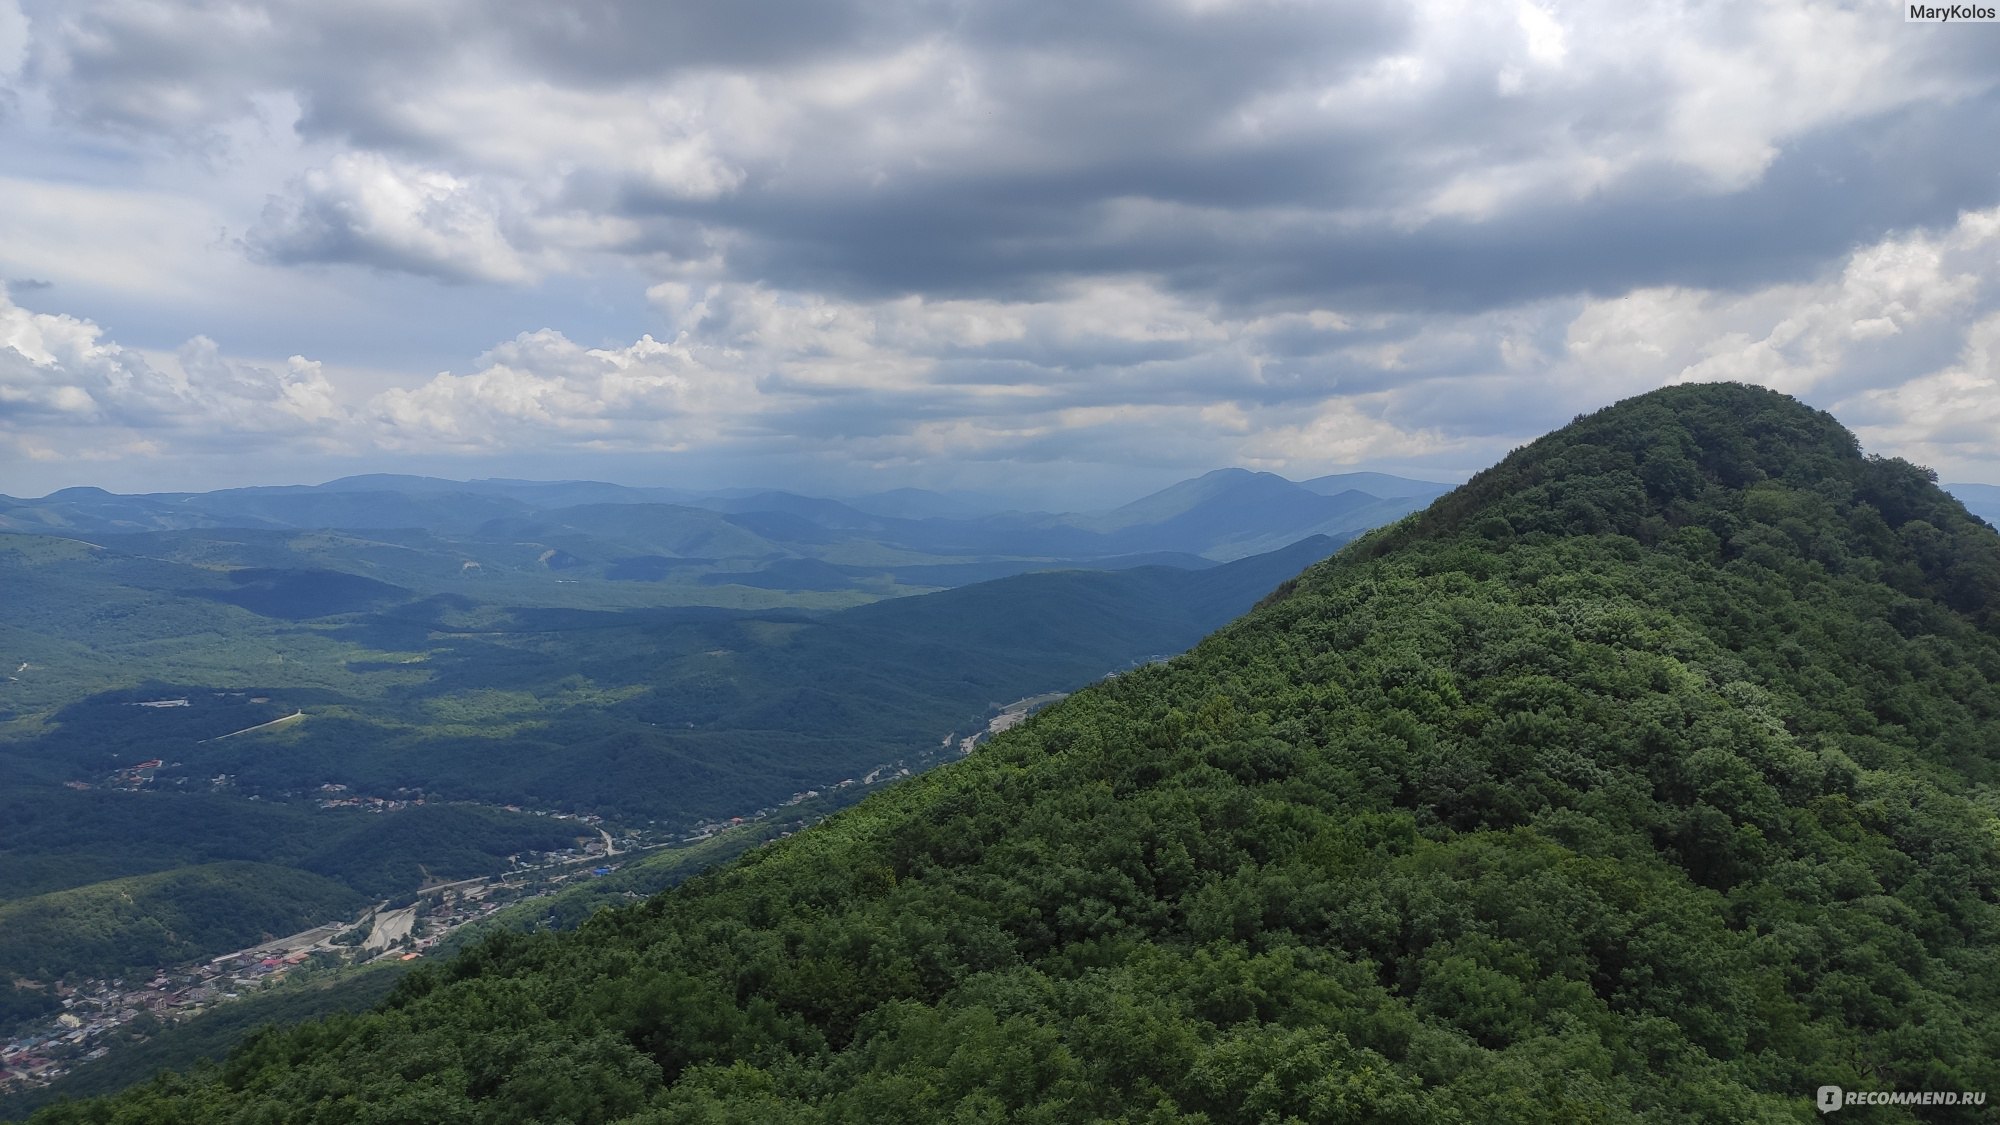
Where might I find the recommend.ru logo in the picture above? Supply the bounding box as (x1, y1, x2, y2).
(1817, 1084, 1989, 1113)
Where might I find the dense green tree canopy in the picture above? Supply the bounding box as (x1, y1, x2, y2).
(33, 384, 2000, 1123)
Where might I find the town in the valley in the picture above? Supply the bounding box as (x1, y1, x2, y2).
(1, 695, 1062, 1094)
(0, 809, 639, 1093)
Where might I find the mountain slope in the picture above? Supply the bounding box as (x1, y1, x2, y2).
(477, 502, 785, 560)
(32, 383, 2000, 1123)
(1298, 470, 1454, 500)
(1, 469, 1448, 593)
(1950, 482, 2000, 527)
(1079, 469, 1414, 559)
(842, 488, 1009, 520)
(0, 863, 364, 983)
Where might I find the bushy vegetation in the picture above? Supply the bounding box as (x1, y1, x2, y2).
(0, 792, 588, 903)
(0, 493, 1330, 1023)
(29, 384, 2000, 1122)
(3, 534, 1328, 822)
(0, 864, 364, 983)
(0, 793, 584, 1002)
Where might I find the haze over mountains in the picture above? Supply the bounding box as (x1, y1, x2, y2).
(1953, 482, 2000, 528)
(0, 468, 1451, 581)
(2, 460, 1454, 1101)
(20, 384, 1998, 1122)
(3, 0, 1992, 1109)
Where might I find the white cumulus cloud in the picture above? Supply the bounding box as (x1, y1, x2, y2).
(248, 153, 537, 283)
(0, 289, 345, 445)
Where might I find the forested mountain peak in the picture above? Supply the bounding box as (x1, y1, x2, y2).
(32, 383, 2000, 1123)
(1337, 382, 2000, 628)
(1376, 382, 1885, 547)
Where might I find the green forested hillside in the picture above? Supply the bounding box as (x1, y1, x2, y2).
(0, 791, 587, 904)
(0, 864, 364, 983)
(0, 800, 583, 989)
(1, 537, 1338, 828)
(31, 384, 2000, 1122)
(0, 528, 1336, 1023)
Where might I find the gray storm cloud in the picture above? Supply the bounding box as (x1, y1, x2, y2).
(3, 0, 1998, 492)
(29, 0, 1995, 301)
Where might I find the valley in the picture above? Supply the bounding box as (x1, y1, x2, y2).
(2, 822, 619, 1094)
(10, 389, 1998, 1120)
(0, 675, 1067, 1106)
(17, 384, 1997, 1123)
(9, 5, 1990, 1117)
(0, 469, 1446, 1110)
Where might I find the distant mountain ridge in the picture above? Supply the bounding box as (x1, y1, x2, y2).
(34, 383, 2000, 1122)
(0, 468, 1453, 602)
(0, 450, 1428, 1099)
(1950, 481, 2000, 526)
(0, 468, 1449, 539)
(0, 524, 1346, 1009)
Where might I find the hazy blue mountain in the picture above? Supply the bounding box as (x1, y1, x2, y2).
(1083, 468, 1287, 530)
(822, 535, 1341, 682)
(1949, 482, 2000, 526)
(445, 479, 690, 508)
(859, 538, 1298, 702)
(842, 488, 1012, 520)
(477, 502, 786, 560)
(1298, 470, 1453, 499)
(2, 484, 537, 536)
(682, 491, 889, 529)
(0, 488, 281, 535)
(1072, 469, 1426, 559)
(0, 466, 1449, 588)
(258, 474, 454, 493)
(184, 489, 535, 534)
(315, 475, 690, 507)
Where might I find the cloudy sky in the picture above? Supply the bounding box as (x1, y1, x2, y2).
(2, 0, 1997, 505)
